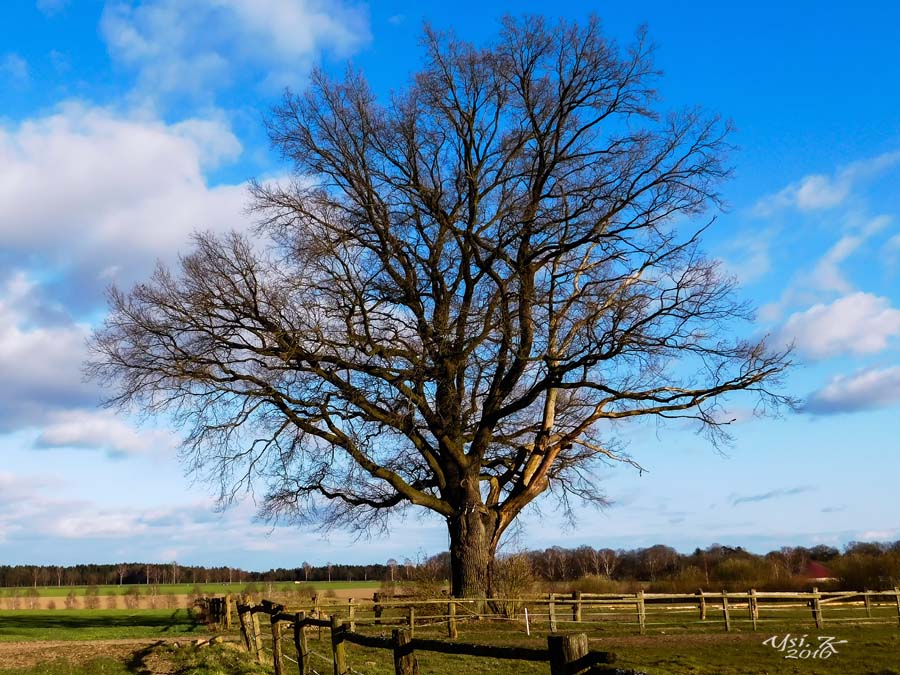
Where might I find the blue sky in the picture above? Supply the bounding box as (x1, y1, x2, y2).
(1, 0, 898, 570)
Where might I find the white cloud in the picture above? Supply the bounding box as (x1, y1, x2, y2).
(35, 409, 178, 458)
(0, 102, 251, 288)
(0, 272, 95, 431)
(759, 215, 891, 321)
(0, 104, 258, 436)
(779, 293, 900, 359)
(719, 231, 772, 284)
(754, 151, 900, 216)
(100, 0, 369, 97)
(805, 366, 900, 415)
(1, 53, 29, 84)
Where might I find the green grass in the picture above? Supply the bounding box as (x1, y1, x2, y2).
(274, 617, 900, 675)
(0, 609, 204, 641)
(0, 644, 272, 675)
(2, 580, 380, 597)
(0, 657, 129, 675)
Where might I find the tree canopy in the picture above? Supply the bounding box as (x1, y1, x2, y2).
(88, 15, 792, 597)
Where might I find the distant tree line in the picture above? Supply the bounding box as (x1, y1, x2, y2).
(2, 540, 898, 591)
(0, 561, 389, 588)
(505, 541, 900, 591)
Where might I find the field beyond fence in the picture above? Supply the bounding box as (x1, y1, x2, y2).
(198, 587, 900, 675)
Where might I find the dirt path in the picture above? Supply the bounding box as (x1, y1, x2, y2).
(0, 637, 184, 671)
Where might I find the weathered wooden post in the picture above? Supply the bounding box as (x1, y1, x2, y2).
(636, 590, 646, 635)
(408, 606, 415, 638)
(330, 615, 347, 675)
(864, 590, 873, 619)
(347, 598, 355, 632)
(251, 609, 266, 664)
(548, 633, 589, 675)
(811, 588, 823, 629)
(237, 604, 252, 651)
(392, 628, 419, 675)
(224, 593, 233, 630)
(313, 595, 322, 640)
(749, 589, 759, 631)
(294, 611, 310, 675)
(722, 591, 731, 632)
(373, 592, 383, 624)
(572, 590, 583, 622)
(894, 587, 900, 627)
(548, 593, 558, 633)
(447, 601, 458, 639)
(271, 615, 285, 675)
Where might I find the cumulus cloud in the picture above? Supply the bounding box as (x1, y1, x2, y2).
(0, 104, 257, 435)
(805, 366, 900, 415)
(759, 215, 891, 322)
(0, 272, 96, 431)
(34, 409, 178, 458)
(0, 103, 252, 300)
(754, 151, 900, 215)
(100, 0, 369, 97)
(779, 293, 900, 359)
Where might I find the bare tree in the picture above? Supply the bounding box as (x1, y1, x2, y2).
(597, 548, 619, 579)
(88, 16, 791, 597)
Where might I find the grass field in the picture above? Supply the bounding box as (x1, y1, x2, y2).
(289, 620, 900, 675)
(0, 609, 897, 674)
(0, 580, 381, 597)
(0, 609, 203, 641)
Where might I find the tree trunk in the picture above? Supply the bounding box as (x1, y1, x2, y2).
(447, 504, 500, 597)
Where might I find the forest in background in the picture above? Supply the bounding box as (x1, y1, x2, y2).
(3, 539, 899, 592)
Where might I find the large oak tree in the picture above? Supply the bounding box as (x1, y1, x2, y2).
(89, 16, 792, 597)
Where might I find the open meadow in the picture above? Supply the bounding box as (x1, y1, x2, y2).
(0, 603, 898, 675)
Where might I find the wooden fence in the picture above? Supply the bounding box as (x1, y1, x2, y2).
(225, 599, 617, 675)
(204, 587, 900, 637)
(196, 587, 900, 673)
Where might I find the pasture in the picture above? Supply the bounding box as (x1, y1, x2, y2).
(3, 580, 380, 598)
(0, 590, 897, 674)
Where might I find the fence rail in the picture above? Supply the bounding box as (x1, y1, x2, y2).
(223, 599, 615, 675)
(209, 587, 900, 633)
(197, 587, 900, 673)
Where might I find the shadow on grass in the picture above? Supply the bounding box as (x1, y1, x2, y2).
(0, 610, 200, 632)
(124, 640, 166, 675)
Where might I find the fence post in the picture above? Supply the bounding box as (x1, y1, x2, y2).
(572, 590, 583, 622)
(408, 606, 415, 638)
(894, 587, 900, 627)
(225, 594, 233, 630)
(749, 589, 758, 631)
(698, 589, 706, 620)
(811, 587, 823, 629)
(636, 590, 646, 635)
(348, 598, 355, 632)
(447, 601, 458, 639)
(547, 632, 589, 675)
(373, 592, 383, 624)
(864, 590, 872, 619)
(294, 611, 310, 675)
(549, 593, 558, 633)
(237, 604, 252, 651)
(392, 628, 419, 675)
(251, 609, 266, 664)
(330, 615, 347, 675)
(722, 591, 731, 632)
(271, 616, 284, 675)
